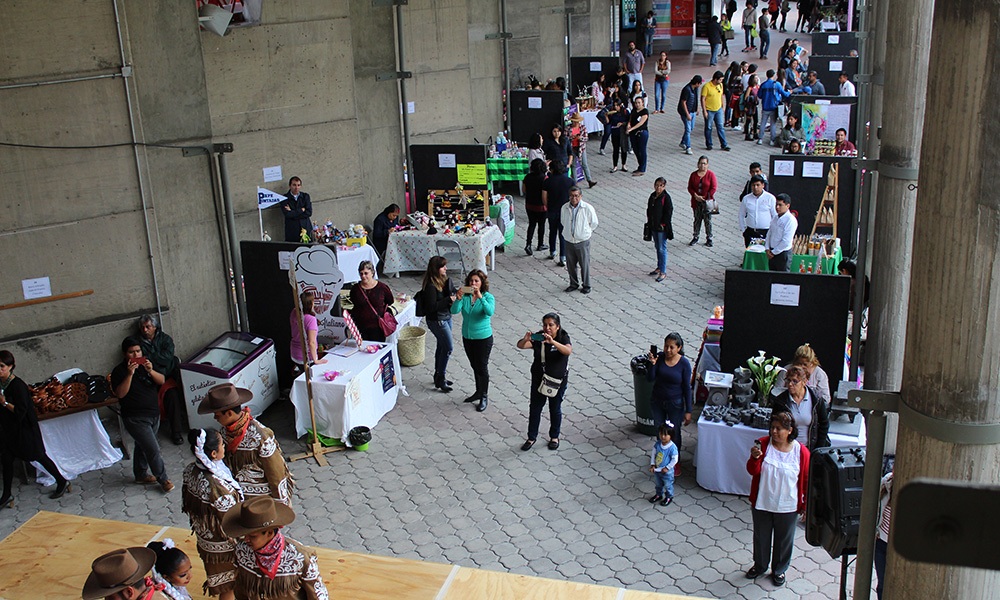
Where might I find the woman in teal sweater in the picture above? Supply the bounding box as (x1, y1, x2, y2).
(450, 269, 495, 412)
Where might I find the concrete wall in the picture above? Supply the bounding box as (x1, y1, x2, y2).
(0, 0, 609, 384)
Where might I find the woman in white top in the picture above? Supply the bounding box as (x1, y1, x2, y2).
(745, 410, 810, 588)
(591, 73, 606, 106)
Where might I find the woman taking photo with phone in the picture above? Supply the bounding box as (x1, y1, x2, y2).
(450, 270, 495, 412)
(646, 333, 692, 473)
(516, 313, 572, 451)
(421, 256, 457, 393)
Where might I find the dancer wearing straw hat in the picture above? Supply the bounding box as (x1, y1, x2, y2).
(199, 384, 293, 505)
(222, 496, 329, 600)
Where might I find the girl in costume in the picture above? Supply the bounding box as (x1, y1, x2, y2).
(147, 540, 194, 600)
(182, 428, 243, 600)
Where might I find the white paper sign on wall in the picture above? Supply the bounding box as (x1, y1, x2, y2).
(528, 97, 542, 109)
(438, 154, 456, 168)
(770, 283, 800, 307)
(263, 166, 283, 182)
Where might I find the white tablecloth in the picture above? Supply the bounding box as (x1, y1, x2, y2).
(693, 415, 866, 496)
(580, 110, 605, 136)
(35, 410, 124, 485)
(290, 342, 403, 445)
(387, 298, 419, 344)
(383, 226, 505, 276)
(337, 245, 380, 284)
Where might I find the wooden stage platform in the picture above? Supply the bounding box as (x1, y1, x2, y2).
(0, 512, 705, 600)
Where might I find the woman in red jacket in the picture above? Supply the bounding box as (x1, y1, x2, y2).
(745, 410, 810, 587)
(687, 156, 718, 247)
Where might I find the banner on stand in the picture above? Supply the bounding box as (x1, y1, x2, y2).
(257, 187, 286, 209)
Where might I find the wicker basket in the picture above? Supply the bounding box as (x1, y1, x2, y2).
(397, 326, 427, 366)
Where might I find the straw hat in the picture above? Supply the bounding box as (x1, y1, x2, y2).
(569, 113, 584, 122)
(222, 496, 296, 538)
(197, 383, 253, 414)
(81, 547, 156, 600)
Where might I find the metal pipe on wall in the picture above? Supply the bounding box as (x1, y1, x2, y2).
(112, 0, 164, 324)
(395, 4, 414, 214)
(216, 152, 249, 331)
(500, 0, 510, 99)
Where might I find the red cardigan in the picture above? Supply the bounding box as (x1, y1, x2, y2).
(747, 436, 810, 513)
(687, 169, 718, 209)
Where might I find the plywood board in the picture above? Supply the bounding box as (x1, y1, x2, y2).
(624, 590, 713, 600)
(441, 567, 619, 600)
(317, 548, 455, 600)
(0, 511, 164, 600)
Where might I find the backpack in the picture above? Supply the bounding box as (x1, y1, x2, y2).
(414, 287, 427, 317)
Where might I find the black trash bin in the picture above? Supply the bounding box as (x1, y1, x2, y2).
(630, 355, 658, 435)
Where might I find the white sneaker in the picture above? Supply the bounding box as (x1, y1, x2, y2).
(756, 139, 763, 145)
(679, 142, 686, 149)
(685, 147, 693, 155)
(734, 125, 743, 131)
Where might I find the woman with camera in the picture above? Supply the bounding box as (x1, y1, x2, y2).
(516, 313, 573, 451)
(646, 333, 692, 471)
(450, 270, 495, 412)
(745, 410, 811, 587)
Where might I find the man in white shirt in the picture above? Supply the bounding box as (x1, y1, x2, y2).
(560, 187, 599, 294)
(766, 193, 797, 271)
(738, 175, 777, 247)
(839, 72, 856, 97)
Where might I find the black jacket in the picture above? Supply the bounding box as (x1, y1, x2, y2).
(772, 388, 830, 451)
(422, 278, 456, 322)
(0, 376, 48, 460)
(707, 20, 724, 45)
(678, 84, 699, 117)
(280, 191, 313, 242)
(646, 191, 674, 238)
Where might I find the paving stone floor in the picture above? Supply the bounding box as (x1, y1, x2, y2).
(1, 33, 868, 599)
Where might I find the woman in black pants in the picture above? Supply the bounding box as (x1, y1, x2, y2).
(450, 270, 495, 412)
(516, 313, 572, 451)
(0, 350, 70, 508)
(521, 158, 548, 255)
(608, 98, 630, 172)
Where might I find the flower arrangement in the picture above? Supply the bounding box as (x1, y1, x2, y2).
(746, 350, 783, 406)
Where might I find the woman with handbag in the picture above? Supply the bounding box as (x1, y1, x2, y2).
(450, 269, 495, 412)
(645, 177, 673, 282)
(687, 155, 718, 247)
(421, 256, 457, 393)
(516, 313, 572, 451)
(349, 260, 396, 342)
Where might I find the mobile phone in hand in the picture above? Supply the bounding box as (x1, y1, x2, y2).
(461, 286, 474, 294)
(531, 333, 545, 341)
(754, 440, 762, 451)
(650, 345, 658, 356)
(129, 357, 147, 366)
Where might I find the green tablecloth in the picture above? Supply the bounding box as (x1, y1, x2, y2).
(743, 247, 843, 273)
(487, 157, 529, 182)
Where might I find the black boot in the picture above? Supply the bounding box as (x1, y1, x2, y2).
(50, 479, 71, 500)
(434, 373, 453, 393)
(477, 396, 488, 412)
(464, 393, 481, 403)
(0, 493, 12, 509)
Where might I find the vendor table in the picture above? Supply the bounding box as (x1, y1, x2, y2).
(580, 109, 604, 136)
(387, 298, 418, 344)
(742, 245, 843, 274)
(693, 414, 866, 496)
(486, 157, 529, 182)
(290, 342, 403, 445)
(35, 406, 124, 486)
(383, 225, 505, 276)
(337, 244, 380, 283)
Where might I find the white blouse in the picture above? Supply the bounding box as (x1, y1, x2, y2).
(755, 440, 801, 514)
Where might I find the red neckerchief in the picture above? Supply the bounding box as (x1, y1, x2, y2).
(255, 530, 286, 580)
(225, 407, 252, 452)
(140, 576, 165, 599)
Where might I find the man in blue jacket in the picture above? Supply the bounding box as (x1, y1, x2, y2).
(280, 176, 313, 242)
(757, 70, 790, 145)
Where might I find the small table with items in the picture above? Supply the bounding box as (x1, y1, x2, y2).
(289, 342, 403, 446)
(693, 413, 866, 496)
(742, 244, 843, 274)
(383, 225, 505, 276)
(486, 157, 530, 183)
(579, 109, 604, 135)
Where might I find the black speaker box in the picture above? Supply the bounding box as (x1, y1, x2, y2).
(806, 445, 866, 557)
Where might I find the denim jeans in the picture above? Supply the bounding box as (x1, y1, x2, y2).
(426, 318, 453, 377)
(654, 79, 668, 111)
(759, 30, 770, 57)
(744, 25, 754, 47)
(599, 122, 613, 151)
(547, 213, 565, 259)
(654, 471, 675, 497)
(577, 148, 592, 182)
(653, 231, 668, 272)
(704, 107, 728, 148)
(630, 129, 649, 172)
(761, 109, 780, 143)
(123, 414, 167, 483)
(874, 538, 887, 600)
(710, 43, 720, 65)
(644, 30, 655, 56)
(680, 113, 695, 149)
(527, 375, 567, 440)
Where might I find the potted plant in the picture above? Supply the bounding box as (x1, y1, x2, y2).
(746, 350, 783, 407)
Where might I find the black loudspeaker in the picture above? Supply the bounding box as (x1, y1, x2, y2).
(806, 445, 866, 558)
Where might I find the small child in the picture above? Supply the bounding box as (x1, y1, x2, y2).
(147, 539, 193, 600)
(648, 423, 679, 506)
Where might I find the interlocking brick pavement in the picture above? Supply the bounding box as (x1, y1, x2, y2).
(1, 33, 875, 600)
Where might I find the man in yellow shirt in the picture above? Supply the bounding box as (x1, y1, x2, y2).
(700, 71, 731, 151)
